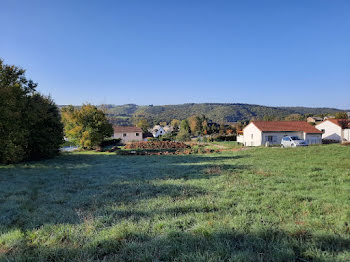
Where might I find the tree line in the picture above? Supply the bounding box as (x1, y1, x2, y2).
(102, 103, 346, 126)
(135, 114, 240, 142)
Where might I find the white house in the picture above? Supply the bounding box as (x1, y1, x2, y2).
(315, 119, 350, 142)
(113, 126, 143, 143)
(237, 121, 323, 146)
(149, 125, 173, 137)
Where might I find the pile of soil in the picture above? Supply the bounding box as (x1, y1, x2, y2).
(125, 141, 190, 150)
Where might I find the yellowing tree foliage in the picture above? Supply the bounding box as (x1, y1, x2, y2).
(61, 104, 113, 149)
(335, 112, 349, 119)
(136, 118, 150, 133)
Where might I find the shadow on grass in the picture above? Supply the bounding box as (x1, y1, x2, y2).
(1, 228, 349, 261)
(1, 153, 349, 261)
(0, 153, 250, 231)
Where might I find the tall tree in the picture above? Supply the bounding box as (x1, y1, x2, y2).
(180, 119, 190, 133)
(176, 119, 191, 141)
(202, 119, 209, 135)
(136, 118, 150, 133)
(188, 115, 202, 135)
(26, 94, 64, 160)
(0, 59, 63, 164)
(170, 119, 180, 132)
(61, 104, 113, 149)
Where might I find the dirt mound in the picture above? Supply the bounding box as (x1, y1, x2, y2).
(125, 141, 190, 150)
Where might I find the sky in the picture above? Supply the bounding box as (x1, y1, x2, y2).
(1, 0, 349, 109)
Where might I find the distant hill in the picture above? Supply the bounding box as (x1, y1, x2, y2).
(93, 103, 345, 126)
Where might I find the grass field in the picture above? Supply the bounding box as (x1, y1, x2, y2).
(0, 144, 350, 261)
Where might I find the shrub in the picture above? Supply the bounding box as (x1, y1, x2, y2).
(322, 139, 339, 144)
(213, 135, 236, 142)
(99, 138, 121, 147)
(159, 133, 174, 141)
(147, 137, 159, 142)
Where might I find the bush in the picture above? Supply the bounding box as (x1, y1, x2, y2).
(147, 137, 159, 142)
(159, 133, 174, 141)
(322, 139, 339, 144)
(213, 135, 236, 142)
(99, 138, 121, 147)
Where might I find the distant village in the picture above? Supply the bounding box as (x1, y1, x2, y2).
(112, 112, 350, 146)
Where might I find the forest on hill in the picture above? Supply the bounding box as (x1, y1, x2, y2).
(89, 103, 346, 126)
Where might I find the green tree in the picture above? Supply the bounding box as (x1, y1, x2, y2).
(188, 115, 202, 135)
(180, 119, 190, 133)
(26, 94, 64, 160)
(284, 114, 304, 121)
(219, 123, 226, 135)
(263, 115, 275, 121)
(335, 112, 349, 119)
(170, 119, 180, 132)
(136, 118, 150, 133)
(62, 104, 113, 149)
(0, 59, 63, 164)
(176, 129, 191, 141)
(176, 119, 191, 141)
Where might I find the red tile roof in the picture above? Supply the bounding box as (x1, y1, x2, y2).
(113, 126, 143, 133)
(250, 121, 322, 133)
(324, 119, 350, 128)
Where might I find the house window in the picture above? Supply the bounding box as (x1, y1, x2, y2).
(123, 133, 127, 137)
(136, 133, 139, 136)
(251, 134, 253, 139)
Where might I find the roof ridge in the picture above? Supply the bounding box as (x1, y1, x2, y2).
(249, 121, 322, 134)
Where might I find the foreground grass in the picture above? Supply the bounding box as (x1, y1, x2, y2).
(0, 145, 349, 261)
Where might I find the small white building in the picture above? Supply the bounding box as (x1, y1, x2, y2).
(149, 125, 173, 137)
(113, 126, 143, 143)
(237, 121, 323, 146)
(316, 119, 350, 142)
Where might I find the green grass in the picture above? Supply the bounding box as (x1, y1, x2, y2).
(204, 141, 242, 150)
(0, 144, 349, 261)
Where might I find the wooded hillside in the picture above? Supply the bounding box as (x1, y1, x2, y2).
(60, 103, 345, 125)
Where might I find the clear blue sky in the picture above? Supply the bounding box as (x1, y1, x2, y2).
(1, 0, 349, 109)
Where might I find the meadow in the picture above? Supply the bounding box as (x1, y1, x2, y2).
(0, 144, 349, 261)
